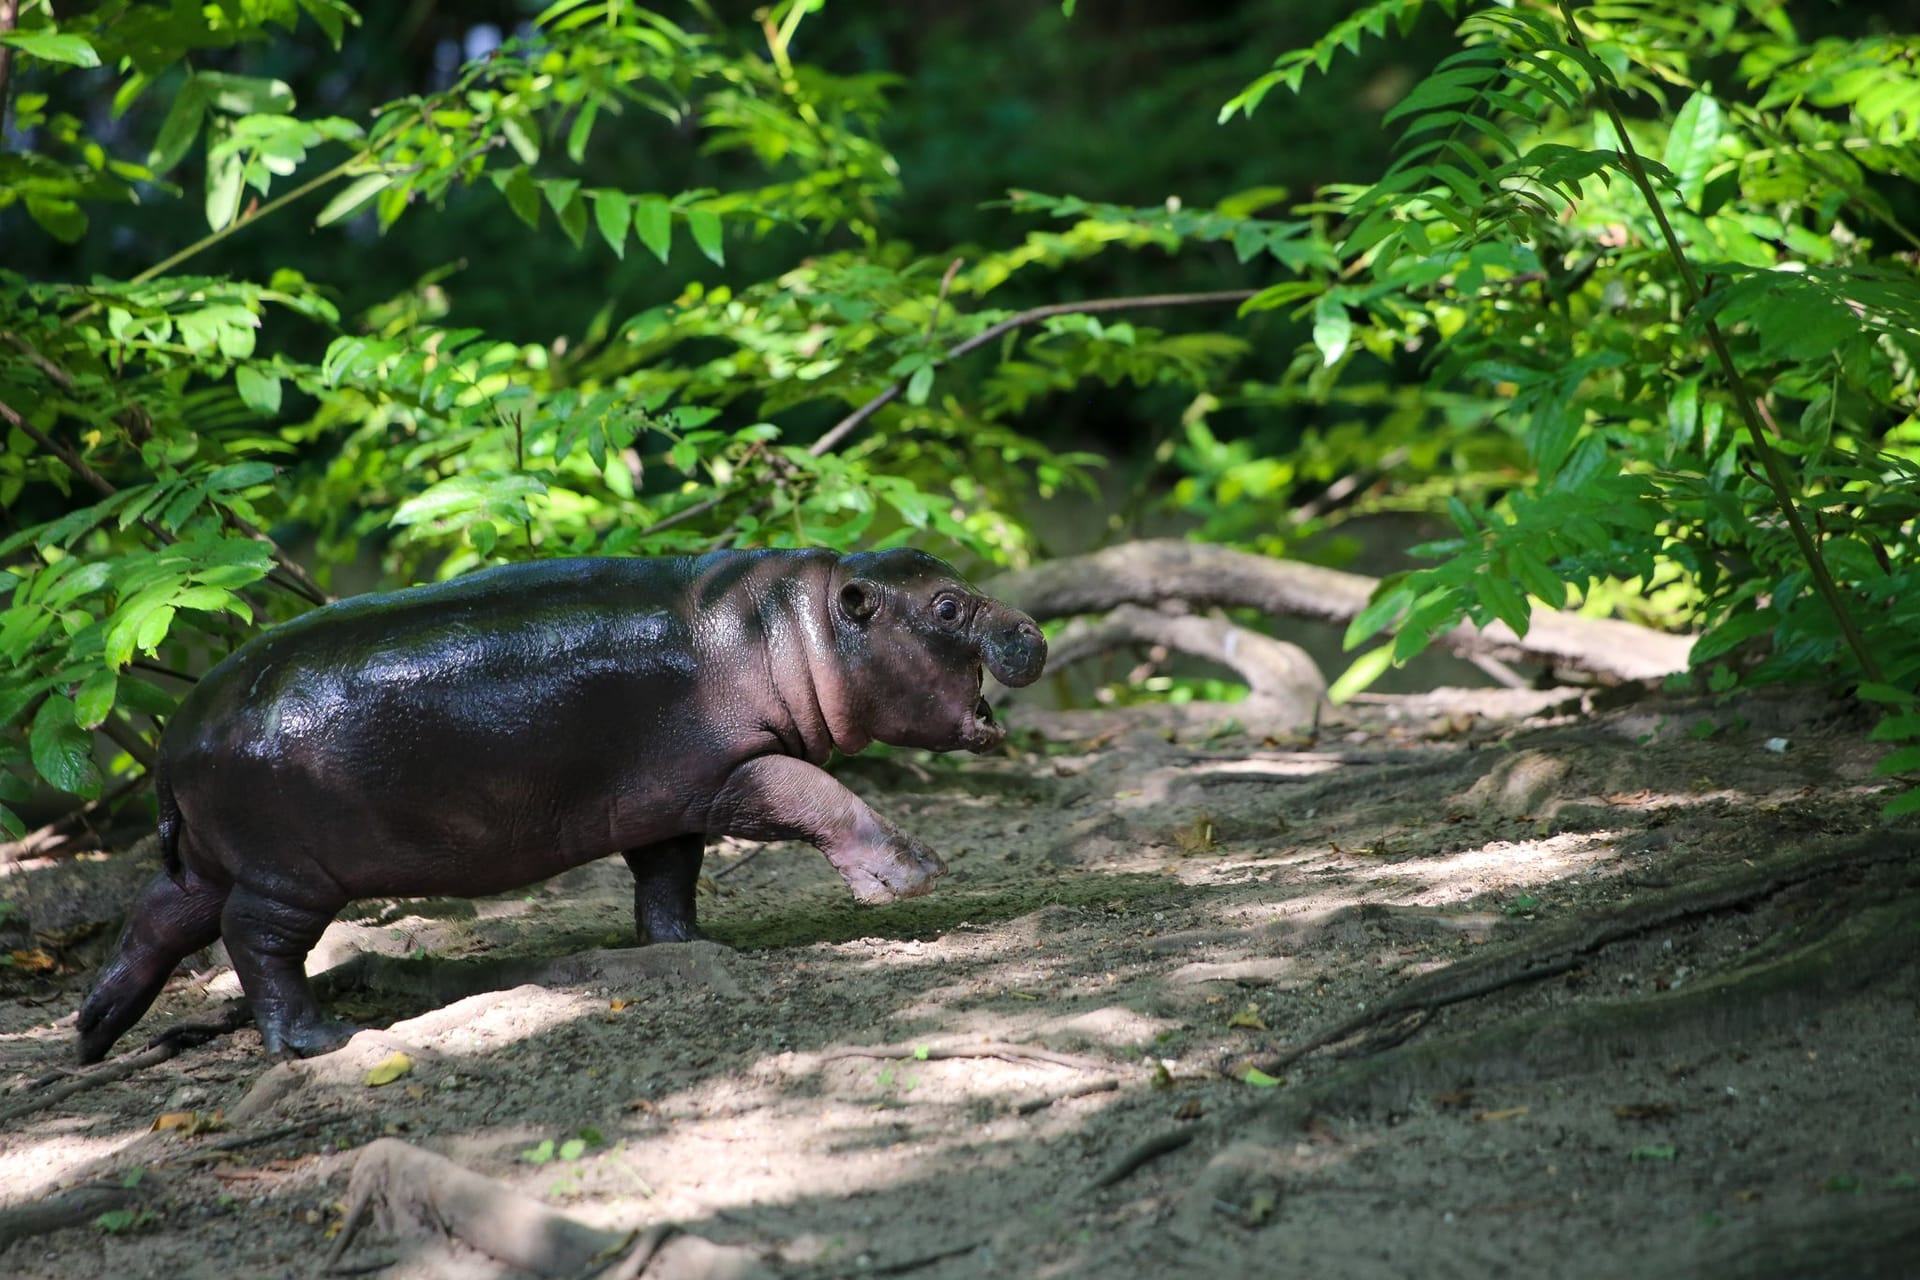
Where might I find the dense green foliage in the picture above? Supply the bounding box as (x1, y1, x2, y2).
(3, 0, 1918, 837)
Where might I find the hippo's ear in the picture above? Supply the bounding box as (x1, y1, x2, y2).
(839, 579, 879, 623)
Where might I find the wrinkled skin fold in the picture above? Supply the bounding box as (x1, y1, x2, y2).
(77, 548, 1045, 1062)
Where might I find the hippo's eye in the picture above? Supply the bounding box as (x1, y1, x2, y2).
(934, 597, 963, 625)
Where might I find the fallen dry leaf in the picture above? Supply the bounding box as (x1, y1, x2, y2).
(8, 948, 56, 973)
(152, 1109, 226, 1136)
(364, 1052, 414, 1087)
(1473, 1106, 1531, 1123)
(1612, 1102, 1677, 1121)
(1174, 814, 1217, 856)
(1227, 1002, 1267, 1031)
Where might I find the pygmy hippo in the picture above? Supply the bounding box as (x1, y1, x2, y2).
(77, 548, 1045, 1062)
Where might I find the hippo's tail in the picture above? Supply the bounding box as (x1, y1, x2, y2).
(156, 768, 183, 876)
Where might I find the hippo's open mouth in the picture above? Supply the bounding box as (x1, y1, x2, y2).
(960, 671, 1006, 753)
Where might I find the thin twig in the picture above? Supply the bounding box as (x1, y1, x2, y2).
(99, 712, 159, 772)
(808, 289, 1257, 459)
(820, 1041, 1116, 1072)
(0, 770, 149, 864)
(922, 257, 965, 346)
(0, 0, 17, 136)
(708, 844, 771, 880)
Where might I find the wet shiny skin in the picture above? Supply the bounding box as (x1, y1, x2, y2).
(77, 548, 1045, 1062)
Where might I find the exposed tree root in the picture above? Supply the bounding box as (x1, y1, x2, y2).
(0, 1178, 156, 1252)
(1246, 830, 1920, 1077)
(324, 1138, 768, 1279)
(1011, 1077, 1121, 1115)
(1038, 604, 1327, 734)
(819, 1040, 1115, 1072)
(1696, 1199, 1920, 1280)
(987, 538, 1692, 682)
(0, 1006, 246, 1125)
(1240, 878, 1920, 1128)
(1076, 1127, 1197, 1197)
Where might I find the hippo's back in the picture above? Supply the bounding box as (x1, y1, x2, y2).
(154, 553, 833, 888)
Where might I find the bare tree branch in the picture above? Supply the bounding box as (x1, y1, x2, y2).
(808, 289, 1257, 459)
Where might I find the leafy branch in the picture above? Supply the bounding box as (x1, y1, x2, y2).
(1556, 0, 1884, 685)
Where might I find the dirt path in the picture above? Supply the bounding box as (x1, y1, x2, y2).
(2, 686, 1916, 1278)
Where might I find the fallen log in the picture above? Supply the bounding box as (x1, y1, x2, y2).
(987, 539, 1693, 684)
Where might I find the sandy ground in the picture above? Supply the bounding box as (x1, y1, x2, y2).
(1, 684, 1916, 1278)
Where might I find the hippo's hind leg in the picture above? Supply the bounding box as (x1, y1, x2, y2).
(221, 886, 352, 1057)
(623, 834, 707, 944)
(77, 867, 227, 1064)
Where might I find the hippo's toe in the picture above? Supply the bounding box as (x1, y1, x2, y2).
(841, 834, 947, 905)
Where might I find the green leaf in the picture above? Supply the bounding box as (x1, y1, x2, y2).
(496, 168, 541, 230)
(906, 363, 935, 406)
(554, 190, 589, 250)
(1241, 1067, 1282, 1088)
(687, 209, 724, 266)
(567, 99, 600, 164)
(73, 669, 119, 730)
(1392, 588, 1465, 664)
(207, 462, 276, 492)
(298, 0, 357, 45)
(1868, 714, 1920, 742)
(206, 150, 245, 231)
(1328, 644, 1394, 704)
(634, 198, 672, 262)
(25, 197, 87, 244)
(501, 116, 541, 165)
(1508, 547, 1567, 608)
(1475, 571, 1531, 637)
(134, 605, 177, 655)
(235, 366, 283, 415)
(149, 81, 208, 174)
(1344, 581, 1414, 649)
(1312, 293, 1351, 366)
(1875, 745, 1920, 777)
(593, 193, 630, 259)
(316, 173, 394, 226)
(0, 30, 101, 67)
(30, 695, 100, 799)
(1662, 91, 1722, 206)
(1884, 787, 1920, 819)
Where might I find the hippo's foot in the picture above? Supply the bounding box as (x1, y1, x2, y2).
(76, 867, 227, 1064)
(626, 835, 707, 947)
(254, 1003, 357, 1058)
(222, 887, 350, 1059)
(834, 830, 947, 906)
(637, 919, 709, 946)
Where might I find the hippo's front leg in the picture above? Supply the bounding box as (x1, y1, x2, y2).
(709, 756, 946, 904)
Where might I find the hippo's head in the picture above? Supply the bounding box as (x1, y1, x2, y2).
(829, 549, 1046, 754)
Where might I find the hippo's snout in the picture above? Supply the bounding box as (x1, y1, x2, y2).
(981, 613, 1046, 688)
